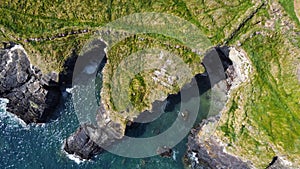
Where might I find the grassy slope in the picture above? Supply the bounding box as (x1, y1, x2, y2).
(279, 0, 300, 26)
(0, 0, 299, 167)
(101, 34, 205, 123)
(0, 0, 254, 72)
(216, 1, 300, 168)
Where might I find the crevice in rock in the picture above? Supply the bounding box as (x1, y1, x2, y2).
(223, 1, 266, 44)
(0, 42, 62, 123)
(266, 156, 278, 169)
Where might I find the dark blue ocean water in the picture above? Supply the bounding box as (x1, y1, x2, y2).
(0, 89, 210, 169)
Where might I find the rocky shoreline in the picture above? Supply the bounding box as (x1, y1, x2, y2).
(0, 42, 287, 168)
(0, 43, 60, 123)
(184, 47, 292, 169)
(184, 47, 254, 169)
(185, 117, 254, 169)
(62, 45, 235, 160)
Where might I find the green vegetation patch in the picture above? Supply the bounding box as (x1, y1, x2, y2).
(101, 34, 205, 123)
(279, 0, 300, 27)
(129, 73, 148, 112)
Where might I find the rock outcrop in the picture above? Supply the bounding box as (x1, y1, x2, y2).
(266, 156, 293, 169)
(184, 47, 254, 169)
(0, 43, 60, 123)
(63, 46, 235, 160)
(64, 124, 103, 160)
(63, 102, 124, 159)
(185, 117, 253, 169)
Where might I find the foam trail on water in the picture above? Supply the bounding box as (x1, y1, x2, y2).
(0, 98, 9, 110)
(66, 87, 74, 94)
(172, 149, 179, 161)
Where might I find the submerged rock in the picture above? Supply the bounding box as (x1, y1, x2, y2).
(156, 146, 173, 158)
(0, 43, 60, 123)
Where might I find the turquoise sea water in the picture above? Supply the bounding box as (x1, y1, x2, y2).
(0, 70, 211, 169)
(0, 91, 210, 169)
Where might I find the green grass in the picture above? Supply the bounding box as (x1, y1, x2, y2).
(243, 33, 300, 151)
(214, 2, 300, 167)
(26, 33, 92, 73)
(129, 73, 147, 112)
(0, 0, 256, 72)
(279, 0, 300, 27)
(217, 21, 300, 168)
(1, 0, 299, 167)
(101, 33, 206, 122)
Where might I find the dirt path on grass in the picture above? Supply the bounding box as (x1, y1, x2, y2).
(295, 0, 300, 22)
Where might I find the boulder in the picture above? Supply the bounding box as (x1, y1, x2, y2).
(64, 125, 103, 159)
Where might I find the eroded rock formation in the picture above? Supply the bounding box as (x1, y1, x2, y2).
(0, 43, 60, 123)
(64, 124, 103, 159)
(184, 47, 253, 169)
(185, 117, 253, 169)
(63, 46, 235, 160)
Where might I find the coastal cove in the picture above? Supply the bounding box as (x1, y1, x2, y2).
(1, 0, 300, 168)
(0, 42, 232, 168)
(0, 72, 212, 169)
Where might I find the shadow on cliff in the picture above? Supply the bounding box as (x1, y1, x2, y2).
(125, 46, 232, 137)
(49, 40, 108, 122)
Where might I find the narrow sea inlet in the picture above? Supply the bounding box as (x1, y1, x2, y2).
(0, 71, 211, 169)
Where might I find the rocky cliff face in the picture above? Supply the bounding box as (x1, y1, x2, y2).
(64, 124, 103, 159)
(184, 47, 293, 169)
(185, 117, 254, 169)
(0, 43, 60, 123)
(184, 47, 253, 169)
(63, 103, 124, 160)
(62, 46, 235, 160)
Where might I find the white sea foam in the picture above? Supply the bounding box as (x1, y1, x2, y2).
(0, 98, 29, 129)
(62, 87, 74, 98)
(172, 149, 179, 161)
(0, 98, 9, 110)
(63, 148, 88, 164)
(66, 87, 74, 93)
(66, 153, 86, 164)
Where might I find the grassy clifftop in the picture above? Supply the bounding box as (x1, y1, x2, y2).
(0, 0, 257, 73)
(0, 0, 299, 168)
(212, 1, 300, 168)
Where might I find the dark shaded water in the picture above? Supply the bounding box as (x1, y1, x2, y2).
(0, 87, 210, 169)
(0, 46, 232, 169)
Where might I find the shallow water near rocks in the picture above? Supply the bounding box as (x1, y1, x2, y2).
(0, 78, 211, 169)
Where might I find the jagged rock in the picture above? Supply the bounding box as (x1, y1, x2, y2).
(0, 43, 60, 123)
(185, 117, 253, 169)
(156, 146, 173, 158)
(184, 47, 256, 169)
(63, 46, 235, 160)
(64, 125, 103, 159)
